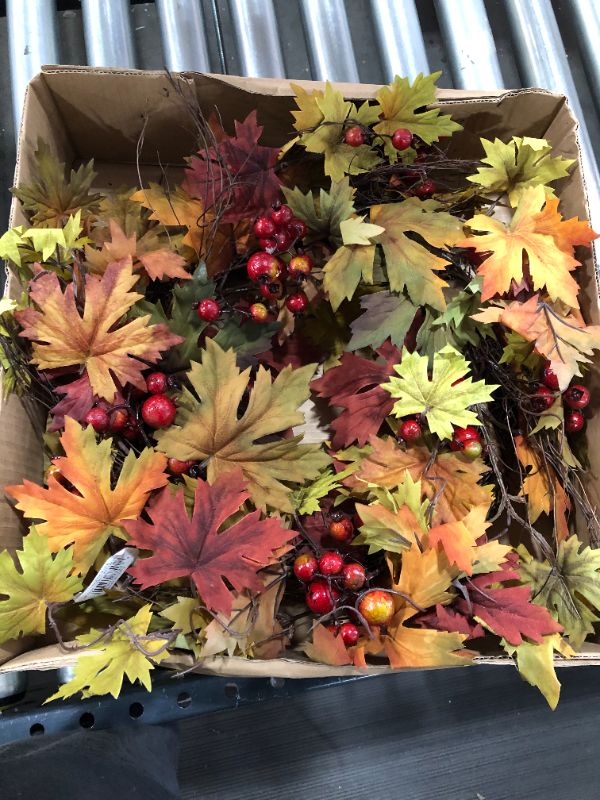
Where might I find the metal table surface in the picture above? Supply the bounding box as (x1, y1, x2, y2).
(0, 2, 599, 796)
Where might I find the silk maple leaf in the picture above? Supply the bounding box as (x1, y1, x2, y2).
(311, 341, 401, 448)
(49, 374, 94, 431)
(157, 339, 329, 512)
(503, 633, 573, 710)
(383, 345, 498, 440)
(456, 561, 562, 646)
(394, 544, 459, 617)
(127, 470, 294, 615)
(183, 110, 281, 223)
(85, 219, 190, 281)
(459, 185, 582, 306)
(46, 604, 171, 701)
(304, 623, 352, 666)
(474, 295, 600, 391)
(415, 604, 485, 640)
(0, 529, 82, 644)
(344, 436, 493, 524)
(129, 183, 205, 251)
(6, 418, 169, 574)
(428, 503, 491, 575)
(533, 196, 598, 253)
(514, 435, 570, 539)
(370, 200, 463, 311)
(15, 260, 183, 402)
(519, 536, 600, 648)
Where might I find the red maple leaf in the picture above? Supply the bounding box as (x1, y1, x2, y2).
(415, 604, 485, 640)
(126, 470, 294, 615)
(183, 111, 281, 223)
(49, 374, 94, 431)
(456, 562, 562, 646)
(311, 341, 400, 448)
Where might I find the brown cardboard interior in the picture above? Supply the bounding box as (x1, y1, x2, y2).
(1, 67, 599, 677)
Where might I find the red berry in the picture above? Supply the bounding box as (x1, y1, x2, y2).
(286, 291, 309, 314)
(328, 517, 353, 542)
(306, 580, 339, 615)
(319, 551, 344, 576)
(563, 384, 590, 410)
(271, 204, 294, 227)
(342, 563, 366, 591)
(258, 237, 277, 253)
(391, 127, 412, 151)
(288, 218, 307, 240)
(254, 215, 277, 238)
(358, 591, 395, 626)
(542, 363, 559, 390)
(400, 419, 422, 442)
(339, 622, 360, 646)
(531, 385, 555, 413)
(109, 408, 128, 433)
(463, 440, 483, 460)
(85, 406, 110, 433)
(259, 279, 284, 300)
(293, 553, 318, 582)
(167, 458, 193, 475)
(146, 371, 168, 395)
(122, 415, 141, 441)
(249, 303, 269, 323)
(414, 179, 437, 198)
(288, 254, 313, 278)
(449, 426, 480, 451)
(566, 410, 585, 433)
(247, 252, 281, 282)
(197, 298, 221, 322)
(274, 229, 293, 252)
(345, 125, 366, 147)
(141, 394, 177, 429)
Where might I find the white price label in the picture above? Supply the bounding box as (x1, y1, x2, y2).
(74, 548, 138, 603)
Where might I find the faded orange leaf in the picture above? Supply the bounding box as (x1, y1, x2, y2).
(514, 434, 570, 539)
(428, 503, 491, 575)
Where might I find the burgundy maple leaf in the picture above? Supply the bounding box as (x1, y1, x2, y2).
(415, 604, 485, 640)
(311, 341, 401, 449)
(126, 470, 294, 615)
(456, 562, 562, 646)
(49, 374, 94, 431)
(183, 111, 281, 223)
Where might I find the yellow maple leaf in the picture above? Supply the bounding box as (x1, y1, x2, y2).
(322, 243, 375, 311)
(370, 199, 463, 311)
(459, 185, 581, 307)
(393, 545, 458, 618)
(514, 434, 570, 539)
(502, 633, 574, 709)
(156, 339, 330, 512)
(7, 418, 169, 574)
(15, 259, 182, 402)
(0, 529, 82, 644)
(45, 604, 171, 701)
(130, 183, 205, 252)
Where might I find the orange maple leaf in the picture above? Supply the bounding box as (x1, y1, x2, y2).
(533, 196, 598, 254)
(391, 545, 458, 618)
(458, 186, 582, 307)
(473, 295, 600, 391)
(514, 435, 570, 540)
(345, 437, 493, 524)
(15, 260, 183, 402)
(6, 418, 169, 574)
(85, 219, 190, 281)
(304, 624, 353, 666)
(428, 503, 491, 575)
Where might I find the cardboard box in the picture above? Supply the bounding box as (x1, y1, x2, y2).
(2, 67, 599, 678)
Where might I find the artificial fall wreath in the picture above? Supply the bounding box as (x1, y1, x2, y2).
(0, 71, 599, 708)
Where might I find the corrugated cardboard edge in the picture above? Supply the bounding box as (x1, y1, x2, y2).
(2, 67, 599, 677)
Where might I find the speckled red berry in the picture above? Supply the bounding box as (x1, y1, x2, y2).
(259, 279, 284, 300)
(531, 385, 555, 413)
(306, 580, 339, 615)
(274, 229, 293, 252)
(391, 127, 412, 151)
(542, 363, 559, 390)
(563, 384, 590, 410)
(249, 303, 269, 323)
(319, 551, 344, 576)
(339, 622, 360, 646)
(85, 406, 110, 433)
(247, 252, 281, 282)
(109, 408, 128, 433)
(288, 254, 313, 278)
(449, 426, 480, 451)
(342, 563, 366, 591)
(258, 237, 277, 253)
(293, 553, 318, 582)
(288, 218, 307, 240)
(358, 591, 394, 626)
(271, 204, 294, 227)
(196, 298, 220, 322)
(566, 410, 585, 433)
(345, 126, 366, 147)
(328, 517, 353, 542)
(464, 440, 483, 460)
(254, 215, 277, 238)
(414, 179, 437, 198)
(167, 458, 193, 475)
(286, 291, 309, 314)
(141, 394, 177, 429)
(146, 371, 168, 395)
(400, 419, 422, 442)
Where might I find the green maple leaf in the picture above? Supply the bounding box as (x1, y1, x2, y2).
(382, 345, 499, 440)
(347, 291, 417, 351)
(12, 140, 102, 226)
(46, 604, 171, 701)
(323, 243, 376, 311)
(282, 178, 356, 245)
(519, 537, 600, 649)
(499, 332, 540, 371)
(370, 199, 462, 311)
(0, 529, 82, 644)
(373, 72, 462, 160)
(292, 465, 357, 515)
(467, 137, 575, 207)
(300, 83, 381, 181)
(432, 278, 493, 348)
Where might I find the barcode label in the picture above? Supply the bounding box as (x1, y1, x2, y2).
(74, 548, 138, 603)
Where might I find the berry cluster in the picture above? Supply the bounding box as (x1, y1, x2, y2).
(253, 201, 307, 254)
(398, 416, 483, 461)
(538, 363, 590, 434)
